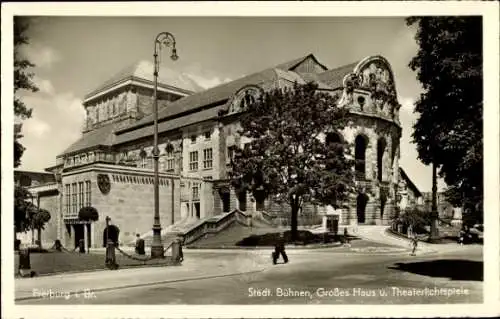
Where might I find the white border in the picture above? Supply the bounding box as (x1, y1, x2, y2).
(2, 2, 499, 318)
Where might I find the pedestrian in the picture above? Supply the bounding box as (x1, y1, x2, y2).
(272, 232, 288, 265)
(78, 238, 85, 254)
(410, 236, 418, 256)
(343, 227, 351, 247)
(458, 229, 465, 245)
(135, 234, 145, 255)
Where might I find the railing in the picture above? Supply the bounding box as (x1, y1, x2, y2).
(181, 209, 252, 245)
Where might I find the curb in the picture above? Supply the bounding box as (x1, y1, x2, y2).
(14, 261, 182, 280)
(186, 243, 343, 250)
(15, 268, 266, 302)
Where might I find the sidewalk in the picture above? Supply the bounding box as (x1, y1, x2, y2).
(354, 226, 461, 255)
(15, 250, 269, 302)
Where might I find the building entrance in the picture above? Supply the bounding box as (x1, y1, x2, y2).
(357, 193, 369, 224)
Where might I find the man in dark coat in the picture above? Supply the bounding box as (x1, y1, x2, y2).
(135, 234, 145, 255)
(272, 232, 288, 264)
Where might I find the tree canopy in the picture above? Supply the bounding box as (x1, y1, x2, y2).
(14, 17, 38, 119)
(14, 186, 34, 233)
(14, 17, 38, 169)
(230, 82, 355, 240)
(407, 17, 483, 222)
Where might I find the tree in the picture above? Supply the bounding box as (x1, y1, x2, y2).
(14, 17, 38, 168)
(32, 208, 51, 249)
(230, 82, 355, 241)
(14, 185, 33, 234)
(407, 17, 483, 230)
(14, 124, 26, 168)
(395, 207, 433, 235)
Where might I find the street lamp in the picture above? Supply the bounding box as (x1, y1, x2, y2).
(151, 32, 178, 259)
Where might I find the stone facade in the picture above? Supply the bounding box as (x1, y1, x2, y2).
(38, 54, 415, 247)
(56, 164, 211, 248)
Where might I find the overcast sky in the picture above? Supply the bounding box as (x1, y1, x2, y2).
(16, 16, 446, 192)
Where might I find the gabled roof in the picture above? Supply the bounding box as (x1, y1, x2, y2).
(274, 53, 328, 72)
(399, 167, 422, 197)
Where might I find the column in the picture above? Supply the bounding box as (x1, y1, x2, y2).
(91, 223, 95, 249)
(188, 182, 193, 218)
(171, 178, 175, 225)
(83, 223, 88, 252)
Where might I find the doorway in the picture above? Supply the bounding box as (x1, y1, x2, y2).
(221, 192, 230, 212)
(73, 224, 84, 248)
(357, 193, 369, 224)
(194, 202, 201, 219)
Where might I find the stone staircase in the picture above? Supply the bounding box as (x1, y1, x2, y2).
(130, 209, 275, 247)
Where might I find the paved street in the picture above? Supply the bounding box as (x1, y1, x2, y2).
(17, 244, 482, 305)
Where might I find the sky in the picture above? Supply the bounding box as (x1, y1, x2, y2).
(16, 16, 446, 192)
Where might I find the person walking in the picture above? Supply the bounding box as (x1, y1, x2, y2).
(272, 232, 288, 265)
(410, 236, 418, 256)
(343, 227, 351, 247)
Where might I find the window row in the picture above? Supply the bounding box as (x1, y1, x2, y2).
(65, 181, 91, 216)
(190, 130, 212, 144)
(138, 153, 176, 171)
(189, 148, 213, 171)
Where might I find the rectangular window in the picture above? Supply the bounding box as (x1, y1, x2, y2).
(166, 151, 174, 171)
(65, 184, 71, 215)
(72, 183, 77, 215)
(190, 135, 197, 144)
(85, 181, 91, 206)
(204, 131, 211, 140)
(203, 148, 213, 169)
(192, 185, 199, 200)
(78, 182, 84, 209)
(189, 151, 198, 171)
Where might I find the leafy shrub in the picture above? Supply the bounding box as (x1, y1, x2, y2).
(393, 207, 433, 234)
(78, 206, 99, 222)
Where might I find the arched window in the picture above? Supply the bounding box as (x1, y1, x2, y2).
(239, 93, 255, 110)
(355, 135, 368, 180)
(229, 86, 261, 114)
(377, 138, 387, 182)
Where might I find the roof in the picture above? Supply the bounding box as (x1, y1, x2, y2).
(115, 105, 226, 144)
(317, 61, 360, 89)
(84, 61, 201, 101)
(61, 123, 116, 156)
(399, 167, 422, 197)
(275, 53, 328, 72)
(118, 54, 335, 134)
(118, 67, 280, 133)
(63, 54, 376, 155)
(15, 170, 54, 177)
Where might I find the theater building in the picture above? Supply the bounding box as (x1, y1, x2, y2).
(35, 53, 415, 248)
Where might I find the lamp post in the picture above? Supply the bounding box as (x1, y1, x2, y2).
(151, 32, 178, 258)
(105, 215, 111, 246)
